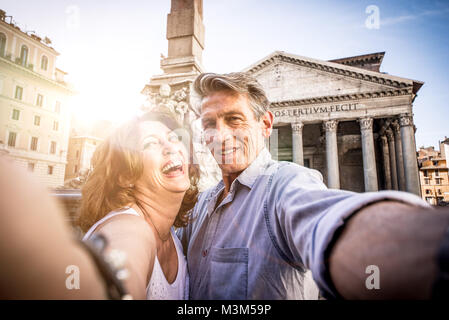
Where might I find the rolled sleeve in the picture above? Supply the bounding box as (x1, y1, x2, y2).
(311, 190, 431, 298)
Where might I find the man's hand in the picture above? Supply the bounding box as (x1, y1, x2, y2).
(329, 201, 449, 299)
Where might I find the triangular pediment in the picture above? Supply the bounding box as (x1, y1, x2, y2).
(243, 51, 421, 103)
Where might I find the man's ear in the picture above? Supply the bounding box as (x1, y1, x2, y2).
(261, 110, 274, 138)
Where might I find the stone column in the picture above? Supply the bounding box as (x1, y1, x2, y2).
(359, 117, 378, 192)
(291, 122, 304, 166)
(324, 120, 340, 189)
(380, 134, 392, 190)
(399, 114, 421, 196)
(269, 127, 279, 160)
(392, 121, 406, 191)
(386, 129, 399, 190)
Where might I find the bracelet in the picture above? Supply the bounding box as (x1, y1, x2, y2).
(78, 234, 132, 300)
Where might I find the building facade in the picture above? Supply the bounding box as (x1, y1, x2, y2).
(64, 135, 103, 182)
(418, 140, 449, 205)
(0, 10, 73, 188)
(244, 51, 423, 195)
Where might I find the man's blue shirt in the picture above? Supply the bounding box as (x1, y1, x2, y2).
(178, 148, 429, 299)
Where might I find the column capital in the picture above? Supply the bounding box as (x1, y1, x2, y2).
(391, 120, 401, 134)
(323, 120, 338, 132)
(291, 122, 304, 133)
(358, 117, 373, 131)
(399, 114, 414, 127)
(386, 128, 395, 141)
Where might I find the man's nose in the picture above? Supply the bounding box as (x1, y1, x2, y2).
(214, 122, 234, 144)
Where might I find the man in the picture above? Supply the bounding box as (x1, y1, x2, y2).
(178, 72, 449, 299)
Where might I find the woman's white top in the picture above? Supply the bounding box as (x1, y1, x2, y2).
(83, 207, 189, 300)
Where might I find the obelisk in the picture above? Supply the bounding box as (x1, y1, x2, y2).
(142, 0, 222, 191)
(162, 0, 205, 74)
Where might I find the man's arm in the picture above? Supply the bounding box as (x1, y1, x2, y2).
(269, 163, 438, 299)
(0, 156, 108, 299)
(329, 201, 449, 299)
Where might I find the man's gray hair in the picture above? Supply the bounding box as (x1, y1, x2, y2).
(193, 72, 270, 120)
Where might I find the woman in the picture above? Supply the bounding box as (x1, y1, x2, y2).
(77, 109, 199, 300)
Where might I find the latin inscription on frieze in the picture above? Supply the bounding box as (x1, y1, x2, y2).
(273, 103, 360, 117)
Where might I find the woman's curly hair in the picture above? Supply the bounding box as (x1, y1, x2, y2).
(77, 109, 199, 233)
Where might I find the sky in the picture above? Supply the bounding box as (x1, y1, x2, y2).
(1, 0, 449, 148)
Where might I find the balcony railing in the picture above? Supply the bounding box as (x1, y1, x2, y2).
(51, 189, 81, 224)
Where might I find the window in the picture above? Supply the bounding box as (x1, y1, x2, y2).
(433, 161, 438, 166)
(424, 178, 430, 185)
(50, 141, 56, 154)
(12, 109, 20, 120)
(425, 190, 430, 195)
(436, 178, 442, 185)
(34, 115, 41, 126)
(41, 55, 48, 70)
(0, 33, 6, 57)
(20, 45, 28, 66)
(304, 158, 310, 168)
(15, 86, 23, 100)
(435, 170, 439, 177)
(48, 165, 53, 175)
(53, 121, 59, 131)
(8, 132, 17, 147)
(424, 171, 428, 177)
(36, 94, 43, 107)
(438, 189, 442, 195)
(28, 163, 35, 172)
(55, 101, 61, 114)
(30, 137, 38, 151)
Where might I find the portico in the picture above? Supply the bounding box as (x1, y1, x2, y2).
(244, 51, 423, 195)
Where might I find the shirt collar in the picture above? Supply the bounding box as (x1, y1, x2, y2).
(236, 148, 273, 189)
(206, 148, 272, 216)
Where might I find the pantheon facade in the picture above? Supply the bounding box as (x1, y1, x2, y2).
(244, 51, 423, 195)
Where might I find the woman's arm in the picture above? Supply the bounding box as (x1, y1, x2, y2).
(93, 215, 157, 300)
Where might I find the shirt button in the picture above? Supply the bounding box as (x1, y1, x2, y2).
(202, 249, 208, 257)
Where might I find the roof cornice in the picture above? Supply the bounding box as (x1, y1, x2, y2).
(0, 20, 59, 56)
(0, 56, 74, 93)
(329, 52, 385, 66)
